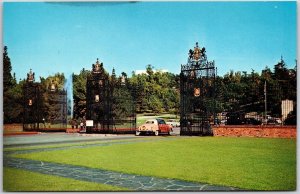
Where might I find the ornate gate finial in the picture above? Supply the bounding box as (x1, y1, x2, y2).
(27, 68, 35, 82)
(193, 42, 201, 60)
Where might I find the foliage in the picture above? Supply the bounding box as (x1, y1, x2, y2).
(73, 68, 89, 120)
(14, 137, 296, 191)
(127, 65, 180, 114)
(3, 167, 127, 191)
(3, 46, 15, 92)
(112, 86, 134, 120)
(216, 58, 296, 122)
(40, 73, 66, 124)
(3, 46, 22, 123)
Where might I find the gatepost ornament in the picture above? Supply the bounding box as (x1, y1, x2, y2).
(27, 69, 35, 82)
(193, 42, 201, 61)
(95, 95, 100, 102)
(194, 88, 200, 97)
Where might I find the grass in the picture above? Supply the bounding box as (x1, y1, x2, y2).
(3, 167, 127, 191)
(12, 137, 296, 191)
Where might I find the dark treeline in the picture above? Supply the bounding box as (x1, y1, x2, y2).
(3, 46, 66, 123)
(215, 59, 296, 124)
(3, 46, 297, 124)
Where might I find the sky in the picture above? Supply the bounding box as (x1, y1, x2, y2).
(3, 1, 297, 82)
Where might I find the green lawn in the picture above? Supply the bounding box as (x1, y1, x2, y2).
(12, 137, 296, 190)
(3, 167, 127, 191)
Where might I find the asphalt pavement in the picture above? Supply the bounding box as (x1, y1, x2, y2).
(3, 127, 181, 148)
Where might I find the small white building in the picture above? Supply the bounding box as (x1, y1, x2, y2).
(135, 69, 168, 75)
(281, 99, 293, 121)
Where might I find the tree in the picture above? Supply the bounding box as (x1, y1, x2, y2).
(3, 80, 25, 123)
(3, 46, 14, 92)
(73, 68, 89, 119)
(40, 73, 66, 124)
(3, 46, 21, 123)
(112, 87, 134, 120)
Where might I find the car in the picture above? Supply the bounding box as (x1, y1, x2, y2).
(136, 118, 172, 136)
(267, 118, 282, 125)
(166, 119, 180, 127)
(244, 118, 262, 125)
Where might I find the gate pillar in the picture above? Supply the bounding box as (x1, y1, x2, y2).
(86, 59, 111, 133)
(180, 42, 216, 136)
(23, 69, 42, 131)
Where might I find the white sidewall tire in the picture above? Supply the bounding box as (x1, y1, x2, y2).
(136, 131, 140, 136)
(155, 130, 159, 136)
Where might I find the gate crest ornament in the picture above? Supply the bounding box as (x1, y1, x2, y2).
(92, 58, 104, 74)
(193, 42, 201, 60)
(194, 88, 200, 97)
(27, 69, 35, 82)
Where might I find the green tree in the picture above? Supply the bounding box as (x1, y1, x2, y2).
(40, 73, 66, 124)
(4, 80, 25, 123)
(3, 46, 22, 123)
(73, 68, 89, 119)
(3, 46, 14, 92)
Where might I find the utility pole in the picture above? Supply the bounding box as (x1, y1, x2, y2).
(264, 81, 267, 123)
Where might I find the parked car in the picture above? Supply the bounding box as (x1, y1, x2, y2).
(244, 118, 262, 125)
(267, 118, 282, 125)
(136, 118, 172, 136)
(166, 119, 180, 127)
(226, 112, 243, 125)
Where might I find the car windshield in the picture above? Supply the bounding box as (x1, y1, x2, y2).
(157, 119, 166, 124)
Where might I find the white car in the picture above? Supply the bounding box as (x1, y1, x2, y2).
(136, 119, 172, 136)
(166, 119, 180, 127)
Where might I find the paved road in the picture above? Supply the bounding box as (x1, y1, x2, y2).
(4, 127, 181, 147)
(3, 133, 141, 147)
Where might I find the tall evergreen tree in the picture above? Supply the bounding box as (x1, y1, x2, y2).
(3, 46, 23, 123)
(3, 46, 14, 91)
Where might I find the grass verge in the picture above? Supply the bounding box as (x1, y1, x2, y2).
(12, 137, 296, 191)
(3, 167, 127, 191)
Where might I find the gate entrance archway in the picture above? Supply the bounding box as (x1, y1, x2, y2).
(23, 69, 68, 131)
(86, 59, 136, 133)
(180, 42, 217, 136)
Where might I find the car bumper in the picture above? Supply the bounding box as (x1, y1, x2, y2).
(136, 130, 155, 133)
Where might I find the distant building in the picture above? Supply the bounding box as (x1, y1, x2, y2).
(135, 69, 168, 75)
(281, 99, 293, 121)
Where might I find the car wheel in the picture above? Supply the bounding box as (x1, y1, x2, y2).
(155, 130, 159, 136)
(136, 131, 140, 136)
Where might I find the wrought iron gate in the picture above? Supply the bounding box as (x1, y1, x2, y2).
(180, 42, 216, 136)
(110, 73, 137, 133)
(23, 69, 42, 131)
(86, 59, 136, 133)
(43, 81, 67, 131)
(23, 69, 68, 131)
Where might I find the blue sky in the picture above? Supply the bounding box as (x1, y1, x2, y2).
(3, 1, 297, 82)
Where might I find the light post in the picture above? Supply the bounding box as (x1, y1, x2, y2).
(264, 81, 267, 124)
